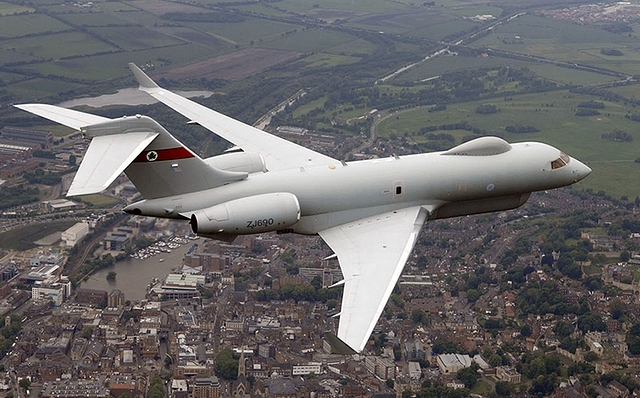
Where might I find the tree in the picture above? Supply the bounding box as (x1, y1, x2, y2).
(432, 339, 461, 355)
(489, 353, 503, 367)
(626, 323, 640, 354)
(495, 381, 512, 397)
(577, 313, 606, 333)
(148, 375, 165, 398)
(456, 363, 480, 388)
(216, 348, 239, 379)
(621, 250, 631, 262)
(18, 378, 31, 394)
(610, 298, 626, 320)
(106, 271, 117, 281)
(520, 324, 532, 338)
(585, 351, 599, 362)
(81, 327, 93, 339)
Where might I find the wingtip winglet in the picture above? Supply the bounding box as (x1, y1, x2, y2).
(128, 63, 159, 90)
(323, 332, 357, 355)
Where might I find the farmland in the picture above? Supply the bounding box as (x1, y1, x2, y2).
(1, 0, 640, 198)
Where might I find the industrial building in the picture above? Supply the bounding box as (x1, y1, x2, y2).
(61, 222, 89, 247)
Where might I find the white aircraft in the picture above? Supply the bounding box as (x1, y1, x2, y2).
(16, 63, 591, 353)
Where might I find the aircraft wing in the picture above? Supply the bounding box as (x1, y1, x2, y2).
(319, 206, 429, 353)
(129, 63, 338, 171)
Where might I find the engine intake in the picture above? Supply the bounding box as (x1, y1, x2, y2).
(189, 192, 300, 236)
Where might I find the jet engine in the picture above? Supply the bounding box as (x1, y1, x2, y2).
(205, 151, 266, 174)
(189, 192, 300, 236)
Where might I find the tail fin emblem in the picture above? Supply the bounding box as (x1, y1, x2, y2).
(146, 151, 158, 162)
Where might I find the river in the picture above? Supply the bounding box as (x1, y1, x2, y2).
(80, 238, 204, 301)
(58, 88, 214, 108)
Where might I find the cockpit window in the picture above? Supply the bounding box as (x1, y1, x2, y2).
(551, 153, 570, 169)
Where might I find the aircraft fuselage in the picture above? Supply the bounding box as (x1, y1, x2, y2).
(124, 139, 591, 236)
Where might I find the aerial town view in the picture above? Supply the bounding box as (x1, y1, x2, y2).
(2, 0, 640, 397)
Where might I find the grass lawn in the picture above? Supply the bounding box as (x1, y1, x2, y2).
(77, 194, 121, 207)
(0, 221, 75, 250)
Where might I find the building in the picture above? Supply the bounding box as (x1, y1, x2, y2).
(292, 362, 321, 376)
(21, 264, 60, 285)
(365, 356, 396, 380)
(170, 379, 188, 398)
(0, 143, 32, 161)
(104, 235, 130, 251)
(109, 375, 139, 398)
(0, 126, 53, 149)
(32, 283, 68, 306)
(495, 366, 521, 383)
(607, 380, 629, 398)
(405, 339, 425, 360)
(298, 267, 343, 287)
(108, 290, 125, 308)
(437, 354, 472, 374)
(104, 226, 137, 251)
(184, 251, 229, 272)
(75, 288, 107, 306)
(192, 376, 221, 398)
(151, 273, 205, 299)
(44, 199, 76, 212)
(0, 263, 18, 282)
(29, 254, 63, 268)
(408, 361, 421, 380)
(62, 222, 89, 247)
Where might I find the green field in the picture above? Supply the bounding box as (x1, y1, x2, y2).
(376, 89, 640, 198)
(0, 221, 76, 251)
(90, 27, 186, 51)
(262, 28, 360, 53)
(410, 18, 479, 40)
(56, 11, 136, 27)
(2, 0, 640, 200)
(472, 14, 640, 76)
(7, 78, 86, 101)
(78, 194, 121, 207)
(272, 0, 410, 14)
(1, 31, 117, 60)
(185, 18, 301, 47)
(0, 2, 33, 16)
(0, 13, 70, 38)
(292, 53, 361, 69)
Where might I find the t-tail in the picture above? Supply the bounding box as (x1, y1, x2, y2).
(14, 105, 247, 199)
(80, 115, 247, 199)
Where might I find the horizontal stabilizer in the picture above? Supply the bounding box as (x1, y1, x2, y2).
(15, 104, 109, 130)
(68, 131, 157, 196)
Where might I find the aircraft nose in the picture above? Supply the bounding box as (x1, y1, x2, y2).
(571, 158, 591, 182)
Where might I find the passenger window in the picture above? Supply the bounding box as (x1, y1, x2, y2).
(396, 186, 402, 195)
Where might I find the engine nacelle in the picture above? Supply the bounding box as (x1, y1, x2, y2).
(205, 152, 266, 174)
(190, 192, 300, 236)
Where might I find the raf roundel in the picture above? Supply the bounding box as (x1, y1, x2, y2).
(146, 151, 158, 162)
